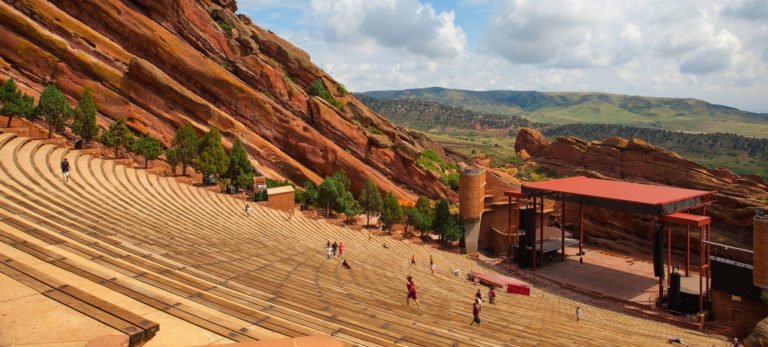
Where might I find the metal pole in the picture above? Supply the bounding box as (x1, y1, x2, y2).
(668, 224, 672, 285)
(699, 225, 704, 314)
(561, 199, 565, 262)
(686, 226, 690, 277)
(508, 195, 512, 259)
(540, 195, 544, 268)
(578, 203, 584, 257)
(532, 196, 537, 271)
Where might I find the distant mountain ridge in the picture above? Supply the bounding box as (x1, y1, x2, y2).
(359, 87, 768, 138)
(358, 95, 768, 179)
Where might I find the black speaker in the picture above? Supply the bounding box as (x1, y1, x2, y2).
(653, 224, 665, 278)
(669, 271, 681, 310)
(522, 208, 536, 247)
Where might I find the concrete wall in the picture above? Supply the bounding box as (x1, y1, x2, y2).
(712, 289, 768, 336)
(478, 205, 517, 255)
(463, 219, 481, 255)
(267, 192, 294, 212)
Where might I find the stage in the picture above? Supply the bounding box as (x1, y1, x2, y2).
(531, 245, 706, 305)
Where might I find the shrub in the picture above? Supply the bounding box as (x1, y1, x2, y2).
(337, 83, 348, 95)
(217, 21, 233, 37)
(367, 125, 384, 135)
(307, 79, 343, 111)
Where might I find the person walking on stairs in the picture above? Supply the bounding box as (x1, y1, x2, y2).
(244, 203, 252, 217)
(332, 241, 338, 257)
(61, 158, 70, 183)
(337, 242, 343, 258)
(489, 287, 496, 304)
(288, 206, 295, 221)
(470, 298, 482, 326)
(410, 255, 416, 268)
(475, 289, 483, 303)
(429, 256, 436, 275)
(405, 275, 421, 310)
(576, 306, 581, 322)
(326, 244, 333, 260)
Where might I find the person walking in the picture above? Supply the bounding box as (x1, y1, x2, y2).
(470, 298, 482, 326)
(288, 206, 295, 221)
(475, 289, 483, 303)
(61, 158, 70, 183)
(326, 244, 333, 260)
(489, 287, 496, 304)
(409, 255, 416, 268)
(337, 242, 344, 258)
(430, 256, 436, 275)
(405, 275, 421, 309)
(576, 306, 581, 321)
(244, 203, 252, 217)
(332, 241, 338, 257)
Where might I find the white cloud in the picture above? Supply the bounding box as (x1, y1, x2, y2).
(308, 0, 466, 59)
(241, 0, 768, 112)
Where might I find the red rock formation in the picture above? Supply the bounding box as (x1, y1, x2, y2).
(0, 0, 457, 201)
(515, 127, 767, 255)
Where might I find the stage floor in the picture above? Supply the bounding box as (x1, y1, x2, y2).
(532, 245, 706, 304)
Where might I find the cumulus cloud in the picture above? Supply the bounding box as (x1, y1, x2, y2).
(309, 0, 466, 59)
(679, 29, 742, 74)
(723, 0, 768, 21)
(484, 1, 641, 68)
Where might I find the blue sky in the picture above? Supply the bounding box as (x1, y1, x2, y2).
(239, 0, 768, 113)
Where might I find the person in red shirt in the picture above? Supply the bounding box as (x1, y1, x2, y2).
(470, 298, 482, 325)
(406, 275, 421, 309)
(338, 242, 344, 258)
(410, 255, 416, 268)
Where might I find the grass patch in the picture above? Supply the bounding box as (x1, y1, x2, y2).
(217, 21, 233, 38)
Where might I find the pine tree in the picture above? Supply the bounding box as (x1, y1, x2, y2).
(132, 134, 163, 168)
(194, 127, 229, 180)
(171, 123, 199, 175)
(433, 199, 451, 240)
(1, 78, 34, 128)
(72, 89, 99, 147)
(226, 138, 254, 188)
(358, 179, 382, 226)
(100, 118, 134, 158)
(380, 192, 403, 230)
(35, 85, 72, 138)
(166, 147, 179, 176)
(413, 195, 434, 237)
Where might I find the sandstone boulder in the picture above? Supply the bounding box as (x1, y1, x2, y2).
(394, 141, 420, 162)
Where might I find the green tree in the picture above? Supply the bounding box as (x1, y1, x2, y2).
(380, 192, 403, 230)
(35, 85, 72, 138)
(339, 190, 361, 224)
(166, 147, 179, 176)
(316, 170, 351, 216)
(172, 123, 199, 175)
(72, 89, 99, 147)
(132, 134, 163, 168)
(441, 214, 464, 242)
(432, 199, 451, 240)
(1, 78, 34, 128)
(357, 179, 382, 226)
(413, 196, 434, 237)
(296, 181, 317, 205)
(100, 118, 134, 158)
(194, 127, 229, 180)
(226, 138, 254, 187)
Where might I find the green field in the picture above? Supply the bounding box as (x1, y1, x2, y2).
(361, 88, 768, 138)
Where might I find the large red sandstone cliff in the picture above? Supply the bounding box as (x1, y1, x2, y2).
(0, 0, 457, 201)
(515, 127, 768, 257)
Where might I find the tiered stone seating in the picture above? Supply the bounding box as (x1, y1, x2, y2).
(0, 132, 727, 346)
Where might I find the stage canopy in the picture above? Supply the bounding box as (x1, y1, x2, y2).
(519, 176, 714, 216)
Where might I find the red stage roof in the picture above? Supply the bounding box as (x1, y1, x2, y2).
(521, 176, 713, 206)
(659, 212, 711, 227)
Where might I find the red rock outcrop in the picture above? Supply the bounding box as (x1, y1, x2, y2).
(515, 127, 767, 255)
(0, 0, 457, 201)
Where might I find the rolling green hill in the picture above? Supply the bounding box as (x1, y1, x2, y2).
(358, 96, 768, 179)
(360, 87, 768, 138)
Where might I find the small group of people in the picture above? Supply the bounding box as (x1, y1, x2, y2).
(325, 240, 343, 260)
